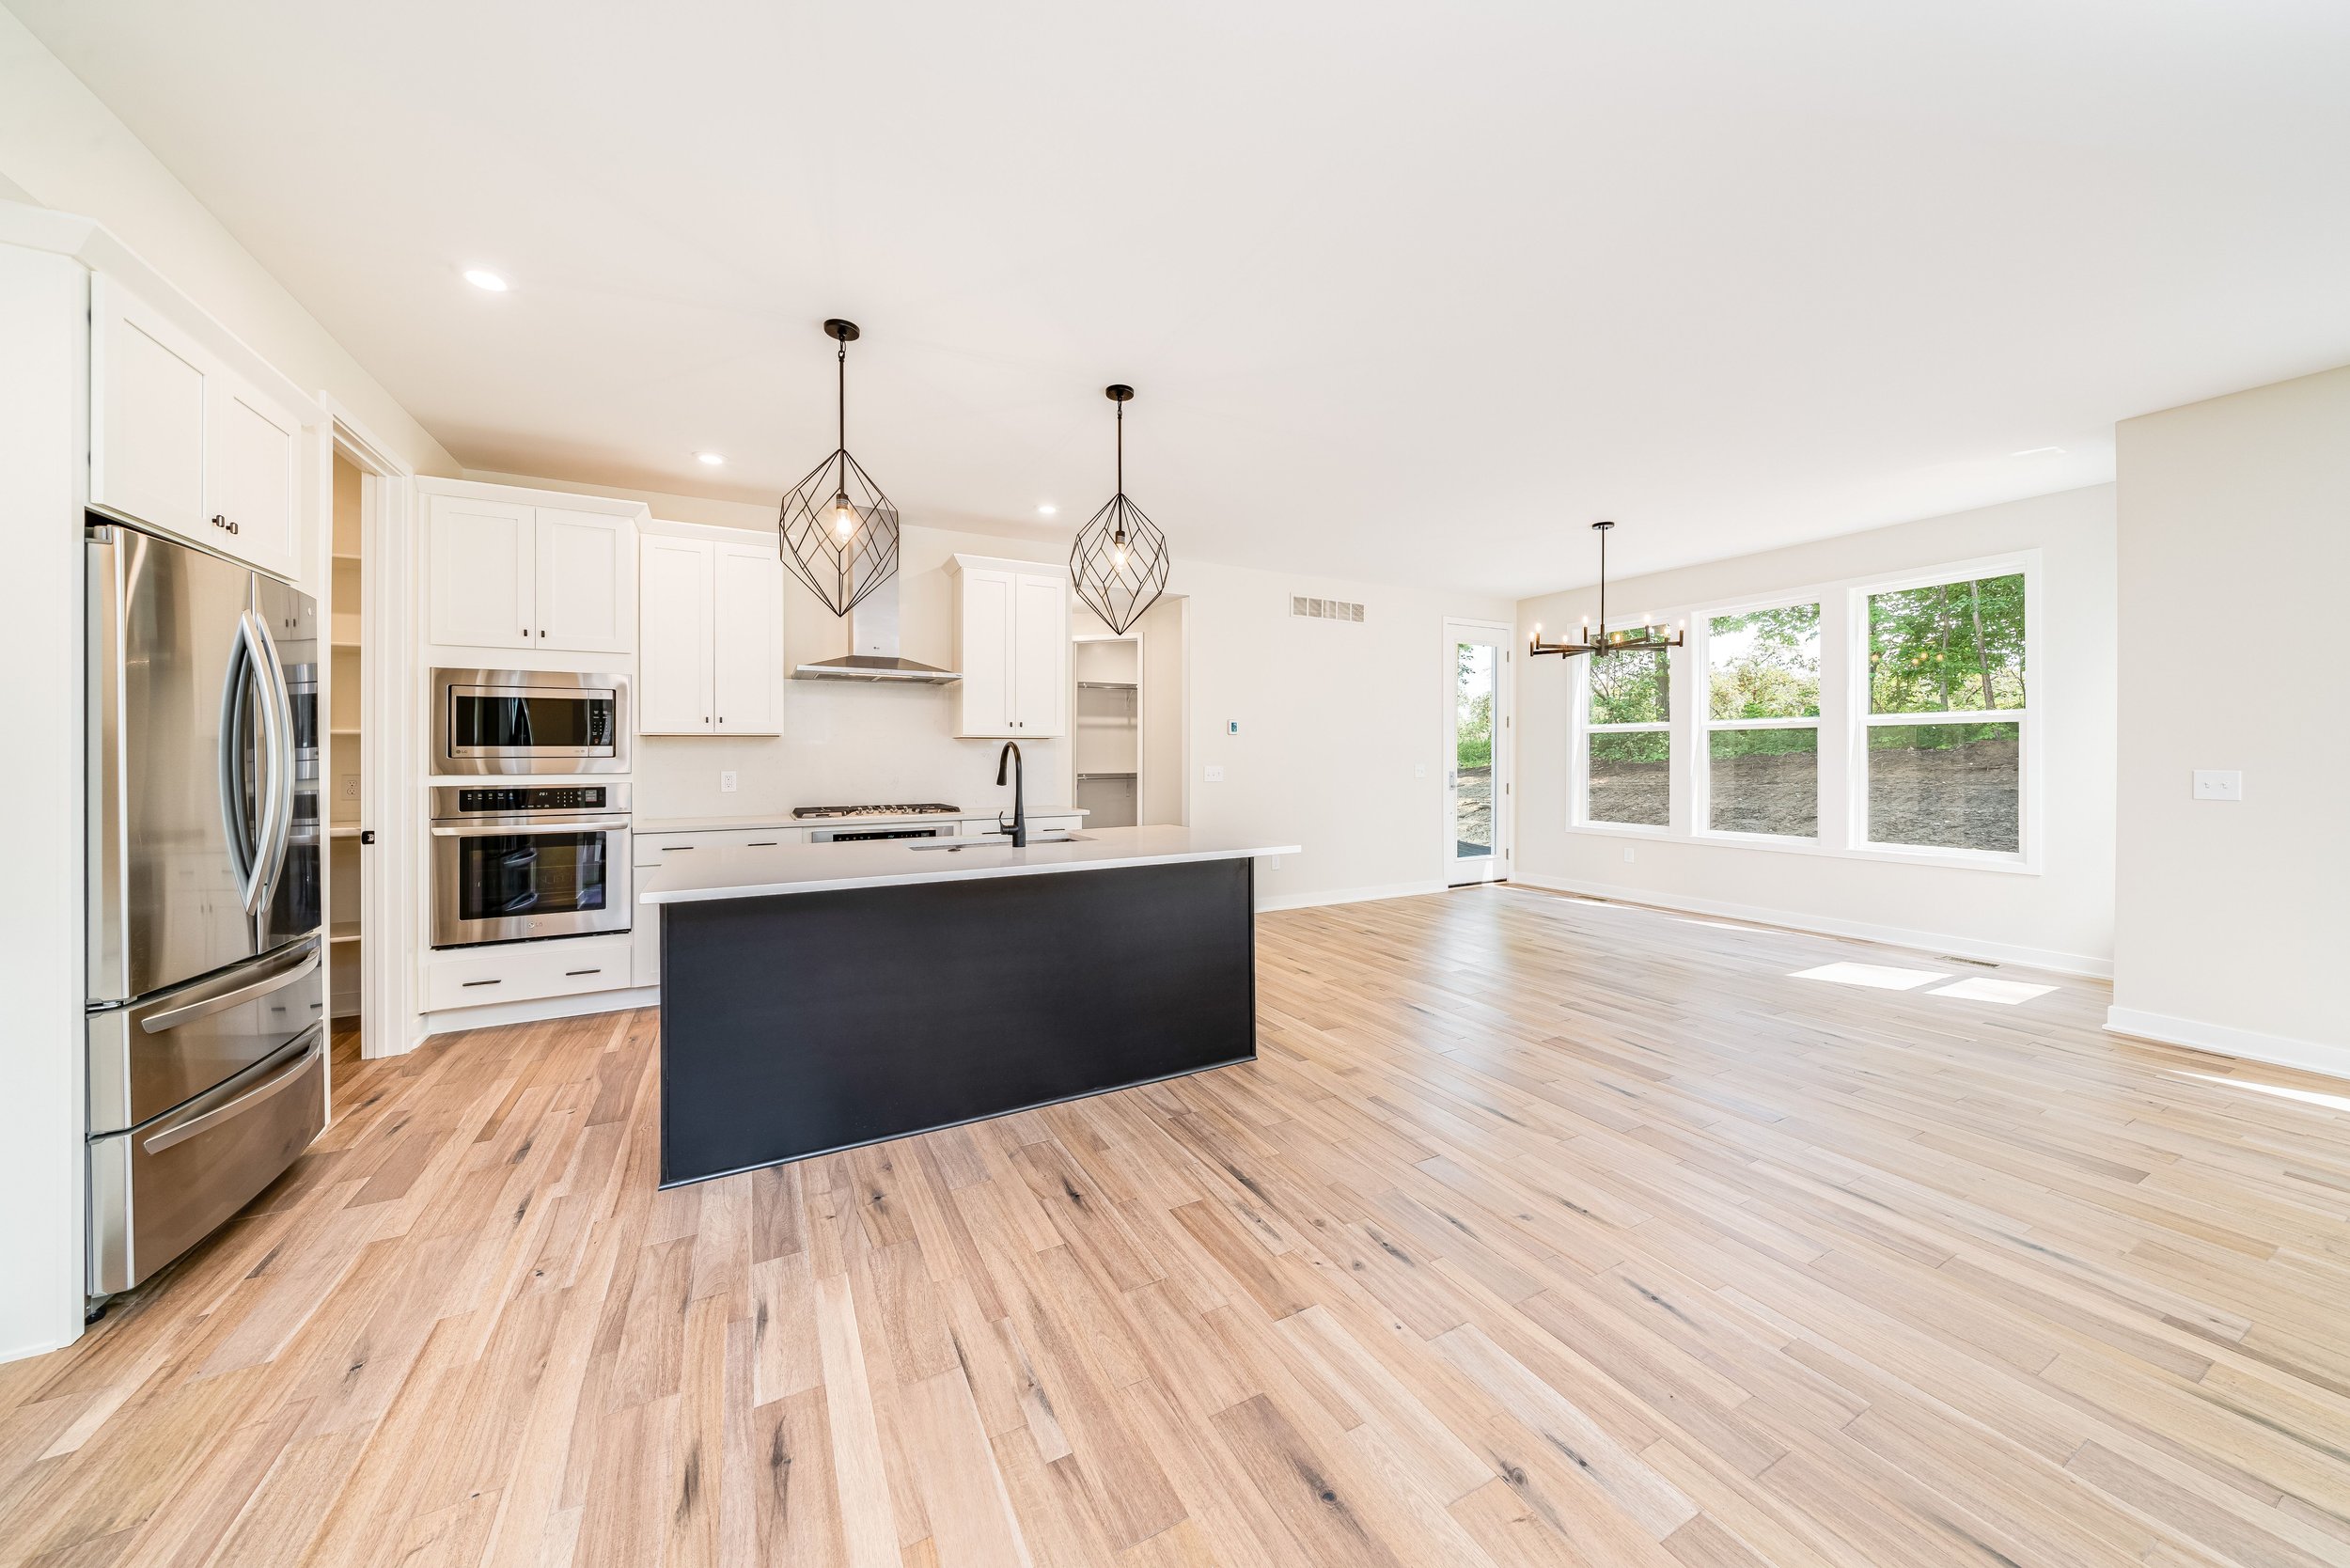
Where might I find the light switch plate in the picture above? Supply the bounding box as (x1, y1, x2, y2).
(720, 770, 739, 793)
(2191, 769, 2242, 802)
(1204, 764, 1226, 783)
(1623, 847, 1636, 862)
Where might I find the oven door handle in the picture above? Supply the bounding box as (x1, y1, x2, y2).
(430, 821, 630, 837)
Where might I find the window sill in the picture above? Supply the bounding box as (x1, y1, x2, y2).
(1559, 823, 2040, 875)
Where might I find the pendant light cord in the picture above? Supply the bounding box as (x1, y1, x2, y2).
(836, 337, 847, 478)
(1116, 396, 1124, 497)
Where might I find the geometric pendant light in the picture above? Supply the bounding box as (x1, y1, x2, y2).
(1069, 384, 1171, 635)
(1527, 520, 1684, 659)
(778, 318, 901, 618)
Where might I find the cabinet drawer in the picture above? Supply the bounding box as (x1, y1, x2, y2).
(423, 934, 633, 1011)
(634, 826, 803, 866)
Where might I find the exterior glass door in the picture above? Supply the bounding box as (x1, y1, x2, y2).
(1446, 620, 1512, 886)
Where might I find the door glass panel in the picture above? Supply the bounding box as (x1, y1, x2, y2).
(1453, 642, 1495, 857)
(449, 692, 612, 751)
(453, 833, 610, 921)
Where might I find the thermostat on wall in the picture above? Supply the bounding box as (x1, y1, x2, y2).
(1227, 720, 1239, 734)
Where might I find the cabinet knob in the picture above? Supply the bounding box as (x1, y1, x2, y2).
(538, 629, 546, 637)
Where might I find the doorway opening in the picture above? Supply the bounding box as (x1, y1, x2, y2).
(1073, 634, 1142, 828)
(326, 454, 365, 1046)
(1445, 619, 1512, 886)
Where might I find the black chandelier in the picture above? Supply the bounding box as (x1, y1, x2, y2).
(778, 319, 901, 618)
(1070, 384, 1171, 635)
(1528, 521, 1684, 658)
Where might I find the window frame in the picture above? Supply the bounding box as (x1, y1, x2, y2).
(1562, 550, 2042, 874)
(1573, 646, 1673, 835)
(1693, 595, 1825, 846)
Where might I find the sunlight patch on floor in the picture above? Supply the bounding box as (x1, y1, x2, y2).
(2168, 1070, 2350, 1115)
(1924, 977, 2058, 1005)
(1790, 962, 1949, 991)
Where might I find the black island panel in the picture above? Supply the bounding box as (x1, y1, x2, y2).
(657, 855, 1255, 1184)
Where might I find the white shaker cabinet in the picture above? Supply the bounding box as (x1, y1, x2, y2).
(637, 533, 783, 735)
(426, 493, 636, 654)
(89, 274, 303, 581)
(947, 555, 1069, 738)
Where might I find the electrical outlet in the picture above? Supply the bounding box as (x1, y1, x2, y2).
(2191, 769, 2241, 802)
(339, 775, 360, 801)
(1204, 764, 1226, 783)
(1415, 762, 1427, 778)
(1266, 855, 1281, 870)
(1623, 846, 1636, 863)
(720, 770, 738, 793)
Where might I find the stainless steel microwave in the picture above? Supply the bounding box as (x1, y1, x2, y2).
(432, 668, 629, 775)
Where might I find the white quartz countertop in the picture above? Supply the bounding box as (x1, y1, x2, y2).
(639, 825, 1300, 903)
(635, 807, 1086, 834)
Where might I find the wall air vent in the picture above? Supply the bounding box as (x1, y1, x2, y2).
(1291, 595, 1365, 623)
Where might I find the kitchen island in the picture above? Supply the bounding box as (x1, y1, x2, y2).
(640, 826, 1300, 1185)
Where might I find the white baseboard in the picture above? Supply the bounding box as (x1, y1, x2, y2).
(418, 984, 658, 1042)
(2104, 1006, 2350, 1083)
(1507, 871, 2113, 979)
(1257, 879, 1448, 913)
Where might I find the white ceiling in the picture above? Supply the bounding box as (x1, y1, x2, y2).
(13, 1, 2349, 596)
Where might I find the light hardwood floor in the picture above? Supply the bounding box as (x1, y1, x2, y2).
(6, 885, 2349, 1567)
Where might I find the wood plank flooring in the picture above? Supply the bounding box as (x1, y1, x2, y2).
(6, 885, 2349, 1567)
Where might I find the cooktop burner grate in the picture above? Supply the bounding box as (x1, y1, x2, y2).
(791, 803, 964, 819)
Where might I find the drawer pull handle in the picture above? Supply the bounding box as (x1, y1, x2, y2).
(747, 840, 777, 847)
(663, 845, 694, 851)
(565, 968, 602, 977)
(462, 978, 502, 988)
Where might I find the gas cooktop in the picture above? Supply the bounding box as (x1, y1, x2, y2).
(791, 803, 965, 820)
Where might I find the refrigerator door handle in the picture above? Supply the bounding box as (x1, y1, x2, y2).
(222, 610, 287, 916)
(138, 945, 321, 1034)
(250, 607, 298, 904)
(140, 1028, 323, 1155)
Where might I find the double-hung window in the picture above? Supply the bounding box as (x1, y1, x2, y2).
(1703, 604, 1821, 838)
(1862, 572, 2027, 855)
(1585, 648, 1670, 826)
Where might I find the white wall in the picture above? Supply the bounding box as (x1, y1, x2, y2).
(1515, 486, 2118, 974)
(0, 245, 90, 1360)
(0, 10, 454, 477)
(2111, 366, 2350, 1073)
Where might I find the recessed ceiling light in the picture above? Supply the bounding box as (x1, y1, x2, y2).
(2009, 445, 2063, 458)
(695, 451, 726, 466)
(1037, 503, 1058, 517)
(463, 269, 509, 292)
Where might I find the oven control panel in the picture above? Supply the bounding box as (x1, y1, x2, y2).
(431, 782, 632, 821)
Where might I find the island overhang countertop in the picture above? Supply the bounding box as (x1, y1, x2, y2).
(638, 824, 1302, 904)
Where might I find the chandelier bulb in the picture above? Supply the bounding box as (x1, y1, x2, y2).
(831, 494, 855, 541)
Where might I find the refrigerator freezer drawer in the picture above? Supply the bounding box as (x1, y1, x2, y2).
(87, 1025, 325, 1296)
(87, 938, 323, 1135)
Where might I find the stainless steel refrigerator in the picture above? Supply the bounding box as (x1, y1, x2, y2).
(86, 520, 327, 1297)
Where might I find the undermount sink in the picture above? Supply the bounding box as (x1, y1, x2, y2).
(907, 832, 1089, 851)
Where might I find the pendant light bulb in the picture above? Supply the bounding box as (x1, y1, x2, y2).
(1111, 527, 1130, 571)
(831, 493, 856, 541)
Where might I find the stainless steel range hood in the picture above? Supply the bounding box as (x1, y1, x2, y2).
(792, 571, 962, 683)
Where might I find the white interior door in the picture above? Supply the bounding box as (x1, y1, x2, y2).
(1445, 619, 1512, 886)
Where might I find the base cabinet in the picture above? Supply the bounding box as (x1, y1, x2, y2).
(421, 933, 634, 1013)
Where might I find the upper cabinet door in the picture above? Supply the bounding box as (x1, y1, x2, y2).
(712, 542, 783, 736)
(1011, 572, 1070, 737)
(533, 508, 634, 654)
(205, 381, 302, 581)
(90, 275, 211, 543)
(427, 494, 535, 650)
(638, 536, 715, 734)
(955, 566, 1016, 737)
